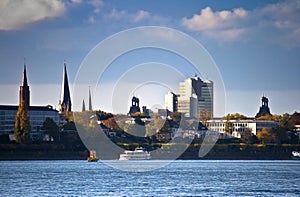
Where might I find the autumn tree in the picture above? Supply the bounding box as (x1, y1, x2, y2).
(169, 112, 182, 125)
(225, 113, 247, 120)
(14, 101, 31, 143)
(224, 114, 233, 134)
(102, 117, 123, 132)
(199, 110, 212, 127)
(257, 128, 277, 144)
(241, 128, 258, 144)
(289, 112, 300, 130)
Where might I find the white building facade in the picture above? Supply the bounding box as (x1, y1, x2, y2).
(207, 119, 278, 138)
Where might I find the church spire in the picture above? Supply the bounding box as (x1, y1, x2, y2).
(22, 64, 28, 87)
(88, 87, 92, 111)
(82, 99, 86, 112)
(58, 61, 72, 114)
(19, 64, 30, 109)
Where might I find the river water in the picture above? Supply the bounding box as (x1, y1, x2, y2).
(0, 160, 299, 196)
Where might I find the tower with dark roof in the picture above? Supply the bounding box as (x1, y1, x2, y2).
(58, 61, 72, 114)
(129, 96, 141, 116)
(19, 64, 30, 109)
(255, 96, 272, 118)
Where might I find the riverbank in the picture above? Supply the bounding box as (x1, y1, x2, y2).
(0, 143, 299, 160)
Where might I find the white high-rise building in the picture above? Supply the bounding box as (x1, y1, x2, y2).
(164, 92, 178, 112)
(177, 76, 213, 118)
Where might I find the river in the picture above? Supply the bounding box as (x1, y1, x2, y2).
(0, 160, 299, 196)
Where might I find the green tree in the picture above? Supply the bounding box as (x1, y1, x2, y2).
(14, 101, 31, 143)
(279, 113, 290, 129)
(62, 121, 77, 131)
(41, 117, 59, 141)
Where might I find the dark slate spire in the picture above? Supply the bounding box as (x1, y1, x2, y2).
(58, 61, 72, 113)
(88, 87, 92, 111)
(22, 64, 28, 87)
(82, 99, 86, 112)
(19, 64, 30, 109)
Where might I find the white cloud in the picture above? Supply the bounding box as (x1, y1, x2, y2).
(89, 0, 104, 8)
(254, 0, 300, 48)
(182, 7, 247, 31)
(182, 1, 300, 46)
(88, 16, 95, 24)
(107, 9, 150, 23)
(109, 9, 128, 20)
(71, 0, 82, 4)
(132, 10, 150, 23)
(0, 0, 65, 30)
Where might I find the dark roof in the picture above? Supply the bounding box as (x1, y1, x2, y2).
(0, 105, 58, 112)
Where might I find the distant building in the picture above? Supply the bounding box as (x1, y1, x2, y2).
(58, 62, 72, 114)
(0, 65, 59, 141)
(142, 106, 150, 117)
(255, 96, 272, 118)
(165, 92, 178, 112)
(207, 118, 278, 138)
(176, 75, 213, 118)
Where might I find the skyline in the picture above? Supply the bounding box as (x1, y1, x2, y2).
(0, 0, 300, 116)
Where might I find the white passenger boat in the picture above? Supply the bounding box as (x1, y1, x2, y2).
(292, 151, 300, 160)
(119, 147, 151, 160)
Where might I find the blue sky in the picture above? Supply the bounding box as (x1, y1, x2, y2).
(0, 0, 299, 117)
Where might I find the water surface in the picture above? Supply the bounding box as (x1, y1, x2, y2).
(0, 160, 299, 196)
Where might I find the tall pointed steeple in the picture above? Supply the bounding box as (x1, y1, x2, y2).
(88, 87, 92, 111)
(58, 61, 72, 114)
(19, 64, 30, 109)
(82, 99, 86, 112)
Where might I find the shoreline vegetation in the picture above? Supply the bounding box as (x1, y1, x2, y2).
(0, 143, 299, 160)
(3, 110, 300, 161)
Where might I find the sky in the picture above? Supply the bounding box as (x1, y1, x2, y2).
(0, 0, 299, 117)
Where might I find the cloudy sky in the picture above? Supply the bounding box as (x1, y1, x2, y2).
(0, 0, 299, 117)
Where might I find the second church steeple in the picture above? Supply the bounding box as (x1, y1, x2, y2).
(58, 61, 72, 114)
